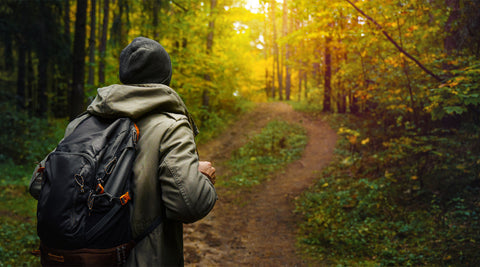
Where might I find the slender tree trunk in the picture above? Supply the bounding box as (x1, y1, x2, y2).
(298, 68, 302, 101)
(203, 0, 216, 108)
(88, 0, 97, 86)
(263, 3, 270, 98)
(152, 0, 160, 39)
(269, 1, 276, 99)
(110, 0, 124, 48)
(4, 33, 14, 72)
(27, 48, 34, 113)
(98, 0, 109, 85)
(283, 0, 291, 100)
(304, 68, 308, 100)
(272, 0, 282, 100)
(323, 36, 332, 112)
(38, 1, 49, 117)
(16, 42, 26, 111)
(444, 0, 460, 55)
(70, 0, 88, 120)
(64, 0, 71, 45)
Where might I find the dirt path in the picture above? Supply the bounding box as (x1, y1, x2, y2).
(184, 102, 337, 266)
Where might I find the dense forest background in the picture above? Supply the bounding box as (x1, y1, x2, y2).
(1, 0, 480, 265)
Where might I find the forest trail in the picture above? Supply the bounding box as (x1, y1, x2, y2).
(184, 102, 337, 266)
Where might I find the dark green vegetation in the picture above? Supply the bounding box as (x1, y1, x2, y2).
(294, 94, 480, 265)
(221, 120, 307, 187)
(0, 186, 39, 265)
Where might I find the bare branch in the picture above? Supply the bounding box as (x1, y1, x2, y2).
(345, 0, 443, 82)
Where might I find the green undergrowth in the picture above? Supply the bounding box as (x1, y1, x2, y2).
(220, 120, 307, 187)
(0, 185, 40, 266)
(194, 99, 255, 145)
(294, 112, 480, 266)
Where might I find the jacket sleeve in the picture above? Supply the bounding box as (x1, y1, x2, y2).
(158, 118, 217, 224)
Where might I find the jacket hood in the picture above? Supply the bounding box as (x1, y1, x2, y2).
(87, 84, 188, 120)
(119, 37, 172, 86)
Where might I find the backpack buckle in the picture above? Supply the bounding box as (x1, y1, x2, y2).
(119, 192, 130, 205)
(96, 183, 105, 194)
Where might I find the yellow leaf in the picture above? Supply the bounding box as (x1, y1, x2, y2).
(411, 176, 418, 180)
(361, 138, 370, 145)
(322, 183, 329, 188)
(348, 135, 358, 145)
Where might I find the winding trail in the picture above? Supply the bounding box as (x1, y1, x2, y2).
(184, 102, 337, 266)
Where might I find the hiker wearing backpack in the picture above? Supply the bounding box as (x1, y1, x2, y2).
(29, 37, 217, 266)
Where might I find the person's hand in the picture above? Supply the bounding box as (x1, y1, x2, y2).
(198, 161, 216, 184)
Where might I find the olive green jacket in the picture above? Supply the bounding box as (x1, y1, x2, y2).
(30, 84, 217, 266)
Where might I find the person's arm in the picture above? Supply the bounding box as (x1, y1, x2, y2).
(158, 119, 217, 223)
(29, 158, 47, 200)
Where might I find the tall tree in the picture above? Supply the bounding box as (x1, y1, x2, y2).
(71, 0, 88, 120)
(269, 1, 276, 99)
(283, 0, 291, 100)
(203, 0, 217, 108)
(16, 41, 26, 111)
(98, 0, 109, 85)
(272, 0, 282, 100)
(323, 35, 332, 112)
(88, 0, 97, 86)
(64, 0, 71, 45)
(37, 0, 51, 116)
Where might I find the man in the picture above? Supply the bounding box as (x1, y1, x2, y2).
(30, 37, 218, 266)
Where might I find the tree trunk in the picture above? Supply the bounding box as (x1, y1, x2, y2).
(444, 0, 460, 55)
(70, 0, 88, 120)
(37, 1, 49, 117)
(88, 0, 97, 86)
(64, 0, 71, 45)
(271, 0, 282, 100)
(98, 0, 109, 85)
(203, 0, 216, 108)
(304, 68, 308, 100)
(269, 1, 276, 99)
(4, 33, 14, 72)
(283, 0, 291, 101)
(298, 69, 302, 101)
(152, 0, 160, 39)
(27, 48, 34, 114)
(323, 36, 332, 112)
(16, 42, 26, 111)
(263, 3, 270, 98)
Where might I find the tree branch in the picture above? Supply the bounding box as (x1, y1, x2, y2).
(171, 0, 188, 12)
(345, 0, 443, 82)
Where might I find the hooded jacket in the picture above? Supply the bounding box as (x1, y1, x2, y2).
(30, 83, 217, 266)
(89, 83, 217, 266)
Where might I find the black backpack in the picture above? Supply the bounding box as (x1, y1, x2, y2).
(36, 114, 160, 254)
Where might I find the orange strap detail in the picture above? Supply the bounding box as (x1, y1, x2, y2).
(120, 192, 131, 205)
(96, 183, 104, 194)
(134, 123, 140, 141)
(37, 167, 45, 173)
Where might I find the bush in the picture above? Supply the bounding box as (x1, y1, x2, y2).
(295, 113, 480, 266)
(0, 111, 67, 166)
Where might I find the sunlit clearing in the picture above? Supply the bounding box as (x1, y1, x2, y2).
(245, 0, 261, 13)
